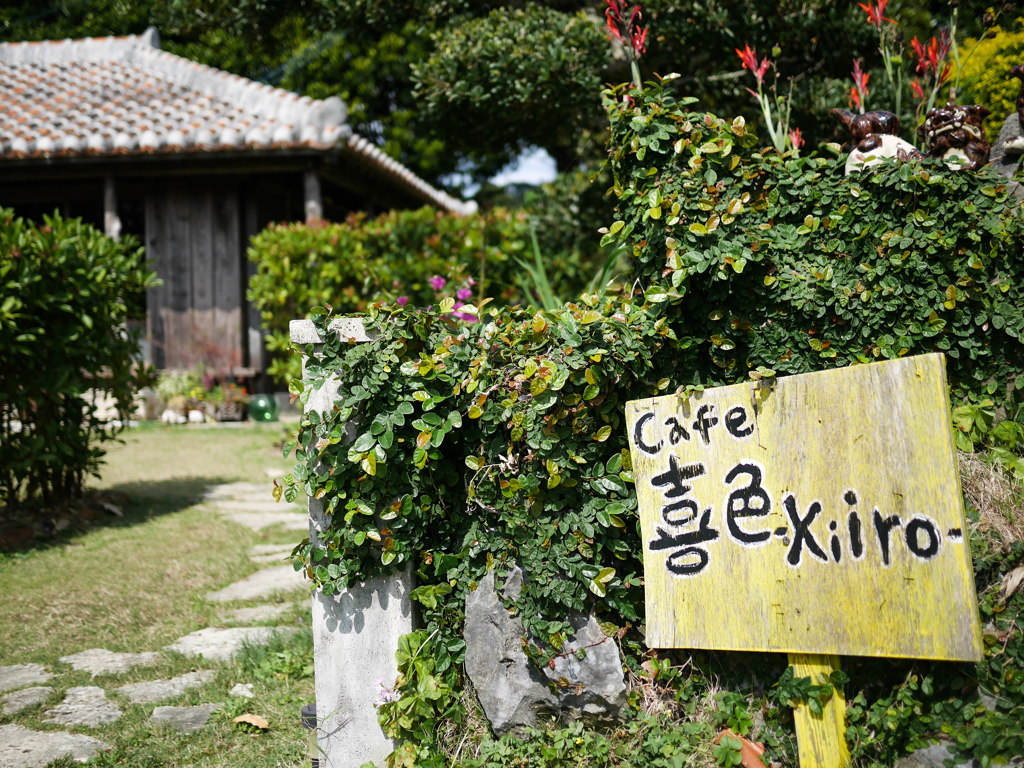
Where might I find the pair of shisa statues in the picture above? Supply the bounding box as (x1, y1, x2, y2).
(832, 64, 1024, 175)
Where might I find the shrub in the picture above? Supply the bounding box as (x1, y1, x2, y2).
(284, 78, 1024, 766)
(0, 210, 156, 509)
(955, 17, 1024, 142)
(247, 207, 533, 383)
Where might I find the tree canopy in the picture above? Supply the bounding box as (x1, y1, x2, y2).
(2, 1, 1001, 194)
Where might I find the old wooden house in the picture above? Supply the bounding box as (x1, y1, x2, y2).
(0, 28, 471, 376)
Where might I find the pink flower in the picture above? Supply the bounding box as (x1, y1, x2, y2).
(428, 275, 446, 291)
(736, 44, 770, 87)
(456, 287, 473, 301)
(396, 296, 409, 307)
(788, 128, 804, 149)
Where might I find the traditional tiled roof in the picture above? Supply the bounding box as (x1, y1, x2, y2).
(0, 28, 473, 215)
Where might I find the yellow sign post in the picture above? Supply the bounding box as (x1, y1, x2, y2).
(625, 354, 982, 767)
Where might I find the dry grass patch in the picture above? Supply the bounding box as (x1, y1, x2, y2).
(959, 450, 1024, 546)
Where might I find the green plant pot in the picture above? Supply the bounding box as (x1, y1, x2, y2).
(248, 394, 279, 422)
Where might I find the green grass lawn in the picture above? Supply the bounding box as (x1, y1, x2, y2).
(0, 422, 317, 767)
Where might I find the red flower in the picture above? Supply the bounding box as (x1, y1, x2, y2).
(912, 31, 952, 78)
(858, 0, 896, 28)
(735, 43, 771, 86)
(849, 85, 863, 110)
(910, 77, 925, 100)
(788, 128, 804, 149)
(852, 59, 870, 97)
(606, 0, 648, 58)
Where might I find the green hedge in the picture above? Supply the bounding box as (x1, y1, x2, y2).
(247, 207, 533, 383)
(283, 80, 1024, 767)
(0, 210, 155, 509)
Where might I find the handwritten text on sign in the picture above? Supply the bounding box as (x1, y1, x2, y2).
(625, 354, 982, 661)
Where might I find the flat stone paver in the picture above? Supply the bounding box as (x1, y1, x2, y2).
(115, 670, 216, 704)
(0, 724, 109, 767)
(0, 665, 52, 694)
(1, 687, 52, 716)
(220, 511, 308, 531)
(59, 649, 159, 677)
(250, 551, 294, 563)
(221, 604, 291, 623)
(150, 703, 222, 733)
(204, 565, 307, 602)
(249, 544, 295, 556)
(212, 500, 292, 513)
(43, 686, 121, 727)
(229, 683, 254, 699)
(202, 482, 268, 499)
(165, 627, 295, 662)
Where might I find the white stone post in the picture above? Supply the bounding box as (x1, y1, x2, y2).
(290, 318, 414, 768)
(103, 177, 121, 241)
(304, 170, 323, 223)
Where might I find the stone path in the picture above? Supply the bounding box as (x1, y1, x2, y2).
(0, 725, 109, 767)
(0, 478, 306, 766)
(151, 703, 222, 733)
(202, 477, 307, 532)
(1, 688, 51, 716)
(221, 604, 291, 623)
(43, 686, 121, 727)
(166, 627, 296, 662)
(59, 649, 159, 677)
(0, 666, 52, 694)
(205, 564, 306, 602)
(116, 670, 216, 704)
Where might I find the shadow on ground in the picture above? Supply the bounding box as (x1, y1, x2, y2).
(0, 475, 232, 557)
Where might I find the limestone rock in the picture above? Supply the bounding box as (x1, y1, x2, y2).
(204, 565, 307, 602)
(229, 683, 255, 699)
(43, 686, 121, 727)
(59, 648, 159, 677)
(464, 567, 627, 735)
(165, 627, 295, 662)
(150, 703, 222, 733)
(895, 742, 973, 768)
(987, 113, 1024, 206)
(115, 670, 215, 704)
(0, 724, 109, 767)
(1, 687, 53, 716)
(0, 665, 52, 694)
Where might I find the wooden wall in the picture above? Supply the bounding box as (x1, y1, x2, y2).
(145, 181, 245, 372)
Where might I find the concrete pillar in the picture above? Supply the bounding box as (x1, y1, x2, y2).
(304, 170, 323, 223)
(291, 318, 411, 768)
(103, 177, 121, 241)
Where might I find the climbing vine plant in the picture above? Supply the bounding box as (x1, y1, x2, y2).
(282, 75, 1024, 766)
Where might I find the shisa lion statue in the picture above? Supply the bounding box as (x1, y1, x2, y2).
(918, 102, 992, 171)
(831, 108, 925, 172)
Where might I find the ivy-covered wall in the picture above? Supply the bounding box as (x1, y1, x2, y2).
(284, 79, 1024, 767)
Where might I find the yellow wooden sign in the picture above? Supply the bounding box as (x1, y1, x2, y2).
(626, 354, 982, 662)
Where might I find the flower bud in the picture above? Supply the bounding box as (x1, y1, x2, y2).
(983, 12, 995, 26)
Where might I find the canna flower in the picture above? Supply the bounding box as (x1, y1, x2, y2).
(736, 43, 771, 86)
(858, 0, 896, 28)
(606, 0, 649, 58)
(850, 59, 869, 110)
(788, 128, 804, 149)
(912, 31, 952, 78)
(911, 78, 925, 100)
